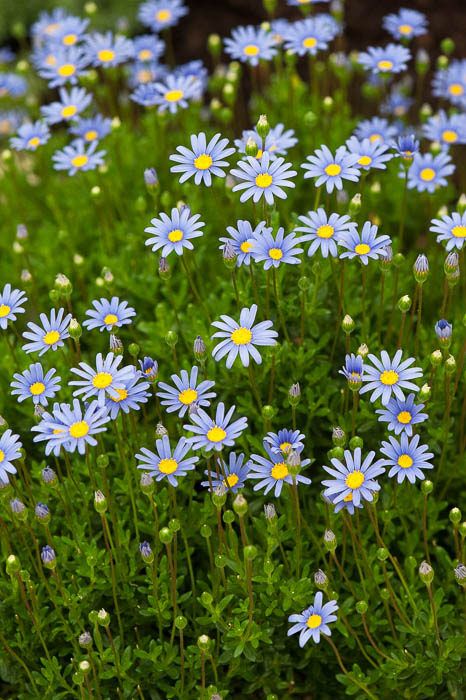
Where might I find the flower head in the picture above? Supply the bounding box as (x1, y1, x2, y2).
(383, 8, 428, 41)
(0, 430, 22, 485)
(283, 16, 339, 56)
(136, 435, 197, 487)
(201, 452, 251, 493)
(138, 0, 188, 32)
(339, 353, 364, 390)
(70, 352, 135, 407)
(22, 308, 72, 356)
(361, 350, 423, 405)
(380, 434, 434, 484)
(37, 45, 89, 87)
(83, 297, 136, 332)
(211, 304, 277, 368)
(10, 121, 50, 151)
(52, 140, 105, 176)
(322, 447, 386, 511)
(231, 151, 297, 204)
(157, 366, 216, 417)
(264, 428, 305, 456)
(234, 123, 297, 160)
(430, 211, 466, 251)
(69, 115, 112, 144)
(170, 132, 235, 186)
(339, 221, 391, 265)
(250, 227, 303, 269)
(358, 43, 411, 75)
(11, 363, 61, 406)
(288, 592, 338, 647)
(295, 209, 356, 258)
(84, 32, 134, 67)
(391, 134, 419, 160)
(32, 399, 110, 455)
(41, 87, 92, 125)
(134, 74, 198, 113)
(0, 284, 27, 329)
(145, 206, 204, 257)
(301, 145, 360, 194)
(184, 402, 247, 452)
(407, 152, 455, 193)
(219, 220, 267, 267)
(105, 373, 150, 420)
(248, 444, 311, 497)
(423, 110, 466, 149)
(375, 394, 428, 436)
(354, 117, 398, 145)
(133, 35, 165, 63)
(345, 136, 393, 171)
(224, 25, 276, 66)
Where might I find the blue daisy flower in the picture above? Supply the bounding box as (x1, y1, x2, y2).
(322, 447, 386, 509)
(301, 145, 360, 194)
(37, 45, 89, 87)
(339, 221, 391, 265)
(201, 452, 251, 493)
(354, 117, 398, 145)
(288, 593, 338, 647)
(0, 110, 24, 137)
(295, 208, 357, 258)
(219, 220, 267, 267)
(407, 152, 455, 193)
(380, 434, 434, 484)
(360, 350, 423, 405)
(391, 134, 419, 161)
(248, 444, 311, 497)
(139, 74, 199, 114)
(145, 206, 204, 257)
(51, 16, 90, 47)
(11, 363, 61, 407)
(174, 60, 207, 97)
(105, 373, 150, 420)
(0, 284, 27, 329)
(358, 43, 411, 75)
(83, 297, 136, 332)
(136, 435, 198, 487)
(70, 352, 135, 407)
(0, 73, 27, 98)
(22, 308, 72, 356)
(430, 211, 466, 251)
(345, 136, 393, 171)
(234, 123, 298, 160)
(224, 25, 277, 66)
(129, 61, 165, 88)
(283, 16, 338, 56)
(432, 61, 466, 109)
(250, 227, 303, 269)
(156, 366, 216, 417)
(423, 110, 466, 149)
(133, 35, 165, 63)
(375, 394, 428, 436)
(52, 139, 106, 176)
(138, 0, 188, 32)
(339, 353, 364, 390)
(138, 357, 159, 381)
(170, 132, 235, 186)
(84, 32, 134, 67)
(184, 402, 247, 452)
(264, 428, 305, 456)
(69, 115, 112, 143)
(381, 90, 413, 119)
(383, 8, 428, 41)
(231, 151, 297, 204)
(435, 319, 452, 346)
(0, 430, 23, 485)
(211, 304, 278, 368)
(10, 120, 50, 152)
(32, 8, 71, 43)
(40, 87, 92, 125)
(32, 399, 110, 456)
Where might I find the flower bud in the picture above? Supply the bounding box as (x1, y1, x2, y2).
(222, 240, 237, 269)
(287, 450, 301, 476)
(421, 479, 433, 495)
(109, 334, 123, 355)
(35, 502, 50, 524)
(165, 330, 178, 348)
(175, 614, 188, 630)
(324, 529, 337, 553)
(418, 383, 431, 402)
(419, 560, 434, 585)
(193, 335, 206, 361)
(6, 554, 21, 576)
(256, 114, 270, 140)
(379, 244, 393, 272)
(159, 257, 171, 279)
(68, 318, 82, 340)
(207, 33, 221, 59)
(10, 498, 27, 520)
(348, 193, 361, 217)
(78, 631, 93, 648)
(264, 503, 276, 521)
(245, 137, 259, 158)
(197, 634, 211, 652)
(357, 343, 369, 359)
(244, 545, 258, 560)
(261, 404, 275, 420)
(212, 484, 227, 509)
(314, 569, 328, 590)
(449, 507, 461, 525)
(398, 295, 412, 313)
(159, 527, 173, 544)
(233, 493, 248, 516)
(288, 382, 301, 406)
(430, 350, 442, 367)
(139, 541, 154, 564)
(454, 563, 466, 587)
(356, 600, 368, 615)
(377, 547, 389, 561)
(97, 608, 110, 626)
(128, 342, 140, 358)
(155, 422, 168, 438)
(140, 472, 154, 495)
(55, 273, 72, 297)
(457, 194, 466, 216)
(144, 167, 158, 188)
(413, 254, 429, 284)
(41, 466, 57, 485)
(41, 545, 56, 569)
(332, 426, 346, 447)
(342, 314, 355, 334)
(94, 490, 107, 513)
(139, 356, 158, 381)
(445, 355, 456, 375)
(349, 436, 363, 449)
(223, 509, 235, 524)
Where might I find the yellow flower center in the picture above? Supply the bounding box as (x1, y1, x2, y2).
(194, 153, 213, 170)
(27, 136, 41, 148)
(104, 313, 118, 325)
(377, 59, 394, 72)
(452, 225, 466, 238)
(324, 163, 341, 176)
(178, 388, 198, 405)
(380, 369, 399, 385)
(46, 54, 57, 66)
(344, 492, 353, 502)
(85, 130, 98, 142)
(240, 240, 252, 253)
(345, 470, 364, 489)
(97, 49, 115, 63)
(397, 411, 412, 424)
(57, 63, 76, 77)
(61, 105, 77, 118)
(69, 421, 89, 438)
(224, 473, 239, 488)
(111, 388, 128, 402)
(420, 168, 436, 182)
(0, 450, 4, 463)
(317, 224, 334, 239)
(138, 49, 153, 61)
(231, 327, 252, 345)
(207, 426, 227, 443)
(271, 461, 289, 480)
(71, 154, 89, 169)
(45, 22, 59, 34)
(138, 69, 153, 83)
(0, 304, 11, 318)
(255, 173, 273, 188)
(30, 381, 45, 396)
(303, 36, 317, 48)
(269, 247, 283, 260)
(358, 155, 372, 166)
(168, 228, 184, 242)
(156, 9, 171, 21)
(397, 454, 413, 469)
(398, 24, 413, 35)
(159, 458, 178, 473)
(354, 243, 371, 255)
(243, 44, 260, 57)
(442, 129, 458, 143)
(306, 613, 322, 629)
(92, 372, 113, 389)
(63, 33, 78, 46)
(369, 133, 382, 143)
(449, 83, 464, 96)
(43, 330, 60, 345)
(164, 89, 184, 102)
(280, 441, 292, 453)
